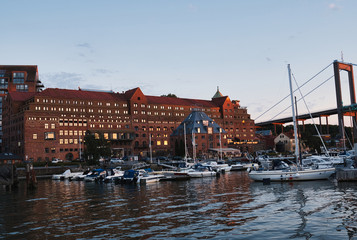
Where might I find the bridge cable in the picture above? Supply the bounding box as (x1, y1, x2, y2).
(291, 69, 331, 157)
(255, 62, 333, 121)
(269, 74, 335, 121)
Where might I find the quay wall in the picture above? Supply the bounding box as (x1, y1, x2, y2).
(335, 169, 357, 181)
(16, 165, 81, 179)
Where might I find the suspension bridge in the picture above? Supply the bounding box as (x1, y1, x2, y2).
(255, 60, 357, 141)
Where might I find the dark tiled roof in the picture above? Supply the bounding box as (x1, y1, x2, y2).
(36, 88, 128, 101)
(123, 88, 139, 99)
(0, 153, 21, 160)
(211, 96, 229, 106)
(8, 92, 36, 102)
(171, 110, 225, 136)
(147, 96, 218, 108)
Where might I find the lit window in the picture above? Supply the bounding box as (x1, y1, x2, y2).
(112, 133, 117, 140)
(164, 140, 168, 145)
(45, 132, 55, 140)
(33, 134, 37, 140)
(157, 140, 161, 146)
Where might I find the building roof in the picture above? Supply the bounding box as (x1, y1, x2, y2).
(212, 86, 223, 99)
(0, 65, 38, 82)
(0, 153, 21, 161)
(171, 110, 225, 136)
(147, 95, 218, 108)
(8, 92, 36, 102)
(9, 87, 235, 109)
(36, 88, 128, 101)
(256, 130, 272, 136)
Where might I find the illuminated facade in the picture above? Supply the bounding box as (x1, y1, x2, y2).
(0, 65, 43, 152)
(3, 87, 255, 161)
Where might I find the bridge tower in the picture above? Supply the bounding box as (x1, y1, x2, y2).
(333, 60, 356, 145)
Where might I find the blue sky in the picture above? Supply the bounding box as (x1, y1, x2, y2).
(2, 0, 357, 124)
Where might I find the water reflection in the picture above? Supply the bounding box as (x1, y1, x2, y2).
(1, 172, 357, 239)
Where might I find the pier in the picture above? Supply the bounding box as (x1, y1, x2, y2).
(335, 168, 357, 182)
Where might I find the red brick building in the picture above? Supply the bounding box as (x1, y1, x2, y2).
(3, 87, 256, 162)
(0, 65, 43, 152)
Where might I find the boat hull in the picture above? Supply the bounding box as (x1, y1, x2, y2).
(248, 168, 335, 181)
(187, 171, 216, 178)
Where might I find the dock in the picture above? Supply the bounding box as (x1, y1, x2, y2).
(335, 168, 357, 182)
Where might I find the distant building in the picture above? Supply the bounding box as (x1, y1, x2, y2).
(255, 129, 275, 151)
(274, 132, 296, 153)
(0, 65, 44, 152)
(171, 110, 240, 159)
(3, 86, 255, 162)
(0, 153, 22, 164)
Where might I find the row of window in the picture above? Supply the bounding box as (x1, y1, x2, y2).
(44, 147, 79, 153)
(35, 98, 222, 114)
(37, 98, 128, 107)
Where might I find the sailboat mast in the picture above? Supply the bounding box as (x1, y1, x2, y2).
(149, 134, 152, 163)
(288, 64, 300, 162)
(219, 128, 223, 161)
(184, 123, 187, 164)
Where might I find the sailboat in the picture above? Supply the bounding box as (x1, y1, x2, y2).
(248, 64, 336, 182)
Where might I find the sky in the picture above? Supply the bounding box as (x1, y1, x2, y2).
(2, 0, 357, 125)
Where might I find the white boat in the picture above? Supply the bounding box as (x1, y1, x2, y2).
(84, 169, 107, 182)
(103, 167, 125, 182)
(52, 169, 83, 180)
(202, 161, 232, 172)
(187, 165, 217, 178)
(248, 64, 335, 182)
(248, 167, 335, 181)
(140, 172, 165, 184)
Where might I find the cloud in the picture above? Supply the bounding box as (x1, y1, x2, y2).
(41, 72, 83, 89)
(188, 3, 197, 11)
(76, 42, 92, 49)
(328, 3, 340, 10)
(75, 42, 94, 60)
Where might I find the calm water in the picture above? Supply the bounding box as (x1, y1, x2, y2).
(1, 171, 357, 239)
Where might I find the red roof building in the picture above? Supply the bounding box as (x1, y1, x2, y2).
(3, 87, 256, 162)
(0, 65, 44, 152)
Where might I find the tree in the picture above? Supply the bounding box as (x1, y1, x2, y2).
(83, 131, 111, 165)
(161, 93, 177, 98)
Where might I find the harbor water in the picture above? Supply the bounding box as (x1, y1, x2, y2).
(1, 171, 357, 239)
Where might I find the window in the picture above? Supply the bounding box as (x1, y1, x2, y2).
(51, 123, 56, 129)
(13, 72, 25, 84)
(45, 132, 55, 140)
(157, 140, 161, 146)
(112, 133, 118, 140)
(33, 134, 37, 140)
(16, 84, 28, 92)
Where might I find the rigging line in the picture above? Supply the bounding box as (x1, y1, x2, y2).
(291, 70, 330, 157)
(345, 117, 353, 149)
(268, 74, 335, 121)
(255, 62, 333, 121)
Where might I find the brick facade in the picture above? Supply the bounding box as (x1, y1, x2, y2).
(3, 87, 256, 161)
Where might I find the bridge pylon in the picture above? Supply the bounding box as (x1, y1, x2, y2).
(333, 60, 357, 146)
